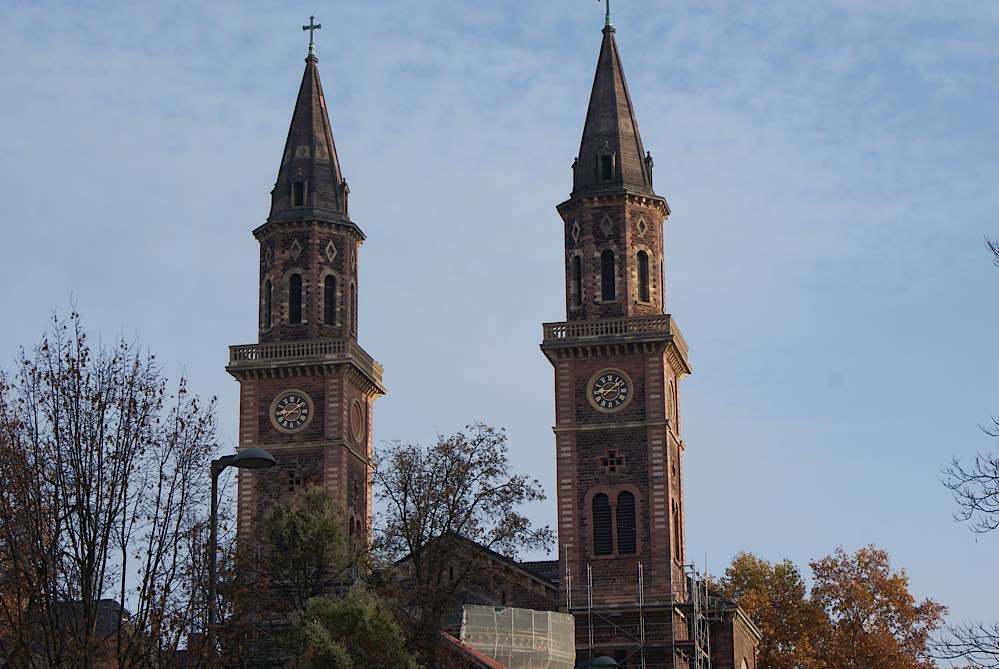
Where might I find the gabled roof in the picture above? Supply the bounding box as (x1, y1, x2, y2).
(268, 53, 349, 224)
(519, 560, 560, 586)
(573, 24, 654, 198)
(441, 632, 508, 668)
(397, 532, 558, 592)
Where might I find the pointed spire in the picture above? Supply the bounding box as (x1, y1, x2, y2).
(572, 22, 654, 198)
(268, 52, 349, 223)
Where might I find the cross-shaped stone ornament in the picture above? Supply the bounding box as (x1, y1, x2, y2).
(601, 449, 625, 473)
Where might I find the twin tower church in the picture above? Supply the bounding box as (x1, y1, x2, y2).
(224, 14, 761, 669)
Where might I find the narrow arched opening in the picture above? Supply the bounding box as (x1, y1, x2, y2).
(263, 279, 272, 330)
(323, 275, 336, 325)
(572, 255, 582, 307)
(289, 273, 303, 324)
(638, 250, 650, 302)
(600, 250, 616, 301)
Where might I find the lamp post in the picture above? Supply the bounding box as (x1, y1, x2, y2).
(207, 447, 277, 653)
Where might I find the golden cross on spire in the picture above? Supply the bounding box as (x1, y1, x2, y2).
(302, 15, 321, 58)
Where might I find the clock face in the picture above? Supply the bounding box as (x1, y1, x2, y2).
(588, 369, 633, 412)
(271, 390, 313, 433)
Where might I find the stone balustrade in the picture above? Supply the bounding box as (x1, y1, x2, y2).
(228, 338, 383, 385)
(542, 314, 688, 359)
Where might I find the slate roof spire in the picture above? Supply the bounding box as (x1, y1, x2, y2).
(268, 42, 349, 223)
(572, 21, 655, 198)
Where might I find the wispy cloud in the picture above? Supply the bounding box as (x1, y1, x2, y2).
(0, 0, 996, 623)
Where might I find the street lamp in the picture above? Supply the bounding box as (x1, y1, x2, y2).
(207, 447, 277, 653)
(588, 657, 619, 668)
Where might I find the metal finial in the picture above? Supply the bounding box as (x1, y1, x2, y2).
(303, 15, 322, 59)
(599, 0, 613, 28)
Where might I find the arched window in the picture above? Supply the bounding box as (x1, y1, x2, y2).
(350, 283, 357, 336)
(600, 154, 614, 181)
(323, 275, 336, 325)
(289, 274, 303, 324)
(600, 250, 616, 301)
(678, 501, 684, 559)
(616, 491, 637, 555)
(637, 251, 650, 302)
(671, 501, 681, 561)
(263, 279, 272, 330)
(572, 255, 582, 307)
(592, 493, 612, 556)
(293, 180, 305, 207)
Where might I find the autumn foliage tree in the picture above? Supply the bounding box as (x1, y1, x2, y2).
(719, 553, 825, 669)
(811, 546, 945, 668)
(721, 545, 944, 669)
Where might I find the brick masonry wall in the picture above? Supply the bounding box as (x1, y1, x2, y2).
(548, 182, 689, 666)
(556, 347, 685, 607)
(234, 364, 376, 546)
(558, 194, 668, 322)
(256, 220, 362, 344)
(709, 611, 759, 669)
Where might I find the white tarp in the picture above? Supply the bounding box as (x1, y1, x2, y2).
(460, 605, 575, 669)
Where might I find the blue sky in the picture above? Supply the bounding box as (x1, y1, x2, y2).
(2, 0, 998, 627)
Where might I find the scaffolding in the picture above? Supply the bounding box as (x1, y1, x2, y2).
(459, 605, 576, 669)
(565, 558, 721, 669)
(683, 564, 712, 669)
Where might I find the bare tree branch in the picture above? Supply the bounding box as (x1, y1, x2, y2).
(0, 311, 217, 666)
(373, 423, 553, 661)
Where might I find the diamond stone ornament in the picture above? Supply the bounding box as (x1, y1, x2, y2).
(290, 239, 303, 260)
(324, 240, 337, 263)
(571, 220, 581, 244)
(599, 215, 613, 235)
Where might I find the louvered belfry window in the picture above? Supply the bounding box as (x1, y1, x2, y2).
(593, 493, 613, 555)
(616, 491, 637, 555)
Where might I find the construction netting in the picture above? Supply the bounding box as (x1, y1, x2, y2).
(459, 605, 575, 669)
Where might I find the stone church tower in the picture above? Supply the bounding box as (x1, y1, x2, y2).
(226, 39, 384, 549)
(541, 15, 695, 668)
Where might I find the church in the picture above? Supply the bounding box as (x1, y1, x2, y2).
(224, 10, 760, 669)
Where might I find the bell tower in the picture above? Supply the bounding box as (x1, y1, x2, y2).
(541, 15, 693, 668)
(226, 25, 384, 550)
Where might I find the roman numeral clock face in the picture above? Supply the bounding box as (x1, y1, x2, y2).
(270, 390, 314, 433)
(588, 369, 634, 412)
